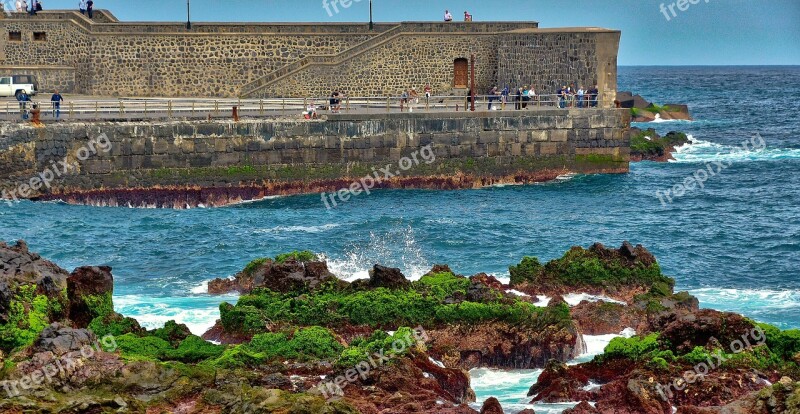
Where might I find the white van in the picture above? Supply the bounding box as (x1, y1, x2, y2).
(0, 75, 39, 98)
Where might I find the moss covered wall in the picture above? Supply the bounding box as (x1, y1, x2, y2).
(0, 109, 630, 206)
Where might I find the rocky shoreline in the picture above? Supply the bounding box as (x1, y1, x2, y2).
(629, 128, 692, 162)
(617, 92, 693, 123)
(2, 240, 799, 413)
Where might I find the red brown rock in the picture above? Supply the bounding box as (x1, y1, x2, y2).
(67, 265, 114, 328)
(479, 397, 504, 414)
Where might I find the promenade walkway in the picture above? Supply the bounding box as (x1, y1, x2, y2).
(1, 94, 611, 123)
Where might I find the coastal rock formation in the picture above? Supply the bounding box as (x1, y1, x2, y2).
(208, 252, 337, 294)
(617, 91, 693, 122)
(34, 323, 96, 355)
(0, 239, 70, 290)
(66, 265, 115, 328)
(630, 127, 691, 162)
(509, 241, 663, 302)
(479, 397, 504, 414)
(4, 241, 800, 414)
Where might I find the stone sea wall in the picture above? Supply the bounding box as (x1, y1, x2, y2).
(0, 109, 630, 208)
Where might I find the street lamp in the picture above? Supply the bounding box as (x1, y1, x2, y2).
(369, 0, 373, 31)
(186, 0, 191, 30)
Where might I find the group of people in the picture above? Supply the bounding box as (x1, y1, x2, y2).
(79, 0, 95, 18)
(480, 84, 600, 110)
(10, 0, 93, 17)
(16, 91, 64, 122)
(556, 84, 599, 108)
(303, 91, 345, 118)
(14, 0, 43, 15)
(444, 10, 472, 22)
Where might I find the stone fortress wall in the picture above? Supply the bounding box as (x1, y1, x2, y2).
(0, 109, 631, 208)
(0, 10, 620, 102)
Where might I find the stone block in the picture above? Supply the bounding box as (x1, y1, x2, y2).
(540, 142, 558, 155)
(550, 130, 568, 142)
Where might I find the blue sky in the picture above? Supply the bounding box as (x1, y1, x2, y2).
(40, 0, 799, 65)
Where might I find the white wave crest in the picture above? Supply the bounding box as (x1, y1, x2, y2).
(321, 226, 430, 281)
(671, 136, 800, 164)
(690, 288, 800, 318)
(255, 223, 341, 234)
(113, 293, 239, 336)
(563, 293, 626, 306)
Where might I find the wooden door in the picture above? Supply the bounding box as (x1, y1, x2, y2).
(454, 58, 468, 88)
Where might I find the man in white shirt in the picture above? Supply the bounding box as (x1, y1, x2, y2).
(444, 10, 453, 22)
(15, 0, 23, 12)
(79, 0, 86, 14)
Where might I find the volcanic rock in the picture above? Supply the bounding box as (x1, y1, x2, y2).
(366, 264, 411, 289)
(34, 323, 97, 355)
(67, 266, 114, 328)
(659, 309, 755, 353)
(479, 397, 504, 414)
(208, 258, 338, 294)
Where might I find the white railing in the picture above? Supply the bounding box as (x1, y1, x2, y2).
(2, 94, 611, 122)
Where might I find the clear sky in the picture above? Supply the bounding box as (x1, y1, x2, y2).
(38, 0, 800, 65)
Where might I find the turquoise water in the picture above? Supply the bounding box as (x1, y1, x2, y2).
(1, 66, 799, 413)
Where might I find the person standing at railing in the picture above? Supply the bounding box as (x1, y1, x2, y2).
(522, 86, 531, 109)
(409, 89, 419, 112)
(515, 87, 523, 110)
(501, 86, 509, 110)
(329, 91, 342, 113)
(51, 91, 64, 120)
(589, 85, 599, 107)
(556, 86, 566, 109)
(444, 10, 453, 22)
(487, 86, 498, 110)
(577, 86, 585, 108)
(79, 0, 86, 14)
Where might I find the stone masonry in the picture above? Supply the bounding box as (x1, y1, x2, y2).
(0, 109, 630, 207)
(0, 10, 620, 102)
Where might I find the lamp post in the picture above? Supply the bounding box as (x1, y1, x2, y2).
(186, 0, 191, 30)
(369, 0, 374, 31)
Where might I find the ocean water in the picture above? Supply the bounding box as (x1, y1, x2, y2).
(1, 66, 799, 413)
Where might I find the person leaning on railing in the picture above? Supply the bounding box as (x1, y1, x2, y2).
(589, 85, 599, 107)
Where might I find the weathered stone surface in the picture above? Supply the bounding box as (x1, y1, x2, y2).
(365, 264, 411, 289)
(479, 397, 504, 414)
(1, 111, 631, 208)
(66, 266, 114, 328)
(208, 258, 337, 295)
(33, 323, 96, 355)
(0, 240, 72, 322)
(0, 12, 619, 101)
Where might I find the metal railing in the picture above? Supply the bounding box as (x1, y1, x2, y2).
(1, 94, 611, 122)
